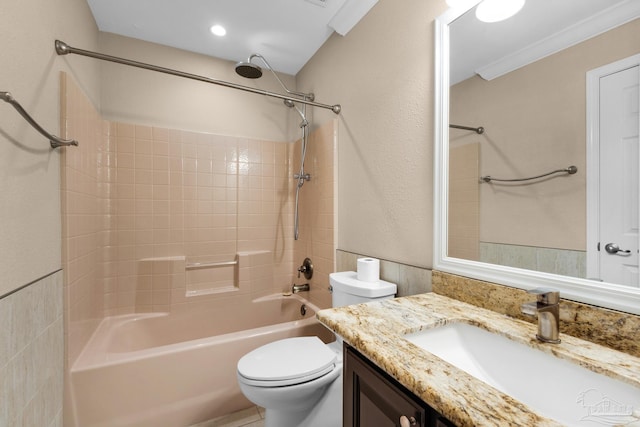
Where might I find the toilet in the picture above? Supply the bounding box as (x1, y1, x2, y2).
(236, 271, 397, 427)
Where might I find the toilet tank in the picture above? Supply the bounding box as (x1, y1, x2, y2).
(329, 271, 397, 308)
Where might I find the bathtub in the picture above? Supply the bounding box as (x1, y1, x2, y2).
(68, 293, 334, 427)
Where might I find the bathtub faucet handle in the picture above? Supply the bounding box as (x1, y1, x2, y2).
(297, 257, 313, 280)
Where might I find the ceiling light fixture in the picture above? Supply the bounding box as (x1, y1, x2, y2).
(210, 24, 227, 37)
(475, 0, 525, 23)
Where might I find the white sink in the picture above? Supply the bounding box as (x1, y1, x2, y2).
(404, 322, 640, 426)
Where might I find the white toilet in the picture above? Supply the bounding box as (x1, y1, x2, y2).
(236, 271, 397, 427)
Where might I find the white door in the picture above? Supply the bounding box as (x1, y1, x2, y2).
(597, 64, 640, 286)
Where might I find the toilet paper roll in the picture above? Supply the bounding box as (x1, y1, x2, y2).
(357, 257, 380, 282)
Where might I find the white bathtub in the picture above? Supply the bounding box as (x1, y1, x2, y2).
(68, 293, 334, 427)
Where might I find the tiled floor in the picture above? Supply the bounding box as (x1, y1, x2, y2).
(190, 406, 265, 427)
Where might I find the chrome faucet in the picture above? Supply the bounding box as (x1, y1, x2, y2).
(520, 288, 561, 344)
(292, 283, 310, 293)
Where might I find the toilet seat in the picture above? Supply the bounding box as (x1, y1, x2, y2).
(237, 336, 337, 387)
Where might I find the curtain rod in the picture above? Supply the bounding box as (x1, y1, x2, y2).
(55, 40, 341, 115)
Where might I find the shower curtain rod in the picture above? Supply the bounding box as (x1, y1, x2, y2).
(55, 40, 341, 115)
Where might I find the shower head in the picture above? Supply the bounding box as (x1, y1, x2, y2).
(235, 60, 263, 79)
(234, 53, 313, 101)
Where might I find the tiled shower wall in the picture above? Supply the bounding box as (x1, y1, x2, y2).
(61, 73, 336, 359)
(105, 121, 305, 313)
(60, 73, 108, 366)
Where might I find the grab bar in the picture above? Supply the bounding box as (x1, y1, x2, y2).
(450, 124, 484, 134)
(481, 165, 578, 183)
(0, 91, 79, 148)
(185, 260, 238, 270)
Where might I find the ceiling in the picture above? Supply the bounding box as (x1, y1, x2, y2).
(450, 0, 639, 84)
(86, 0, 378, 76)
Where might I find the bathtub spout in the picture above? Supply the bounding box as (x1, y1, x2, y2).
(292, 283, 310, 293)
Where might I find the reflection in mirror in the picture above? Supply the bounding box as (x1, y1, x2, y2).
(449, 1, 640, 282)
(434, 0, 640, 315)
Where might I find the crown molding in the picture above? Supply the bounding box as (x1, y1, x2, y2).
(476, 0, 640, 81)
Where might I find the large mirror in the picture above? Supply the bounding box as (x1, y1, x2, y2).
(434, 0, 640, 315)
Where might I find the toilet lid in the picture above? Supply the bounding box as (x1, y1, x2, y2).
(237, 337, 336, 386)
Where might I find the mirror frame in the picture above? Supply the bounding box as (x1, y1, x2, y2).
(433, 5, 640, 315)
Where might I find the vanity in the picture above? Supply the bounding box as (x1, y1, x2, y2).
(317, 293, 640, 426)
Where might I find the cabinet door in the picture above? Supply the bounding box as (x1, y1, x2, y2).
(344, 345, 426, 427)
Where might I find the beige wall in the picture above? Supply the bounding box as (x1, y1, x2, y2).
(0, 0, 100, 297)
(451, 19, 640, 251)
(98, 33, 299, 143)
(448, 142, 479, 260)
(297, 0, 447, 268)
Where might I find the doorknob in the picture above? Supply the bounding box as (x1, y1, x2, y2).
(604, 243, 631, 255)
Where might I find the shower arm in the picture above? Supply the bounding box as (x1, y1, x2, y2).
(55, 40, 341, 115)
(248, 54, 313, 101)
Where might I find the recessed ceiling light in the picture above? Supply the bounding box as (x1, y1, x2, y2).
(210, 25, 227, 37)
(475, 0, 525, 23)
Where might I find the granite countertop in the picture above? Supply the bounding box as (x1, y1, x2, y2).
(316, 293, 640, 427)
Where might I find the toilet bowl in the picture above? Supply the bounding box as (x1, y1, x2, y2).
(236, 271, 397, 427)
(237, 337, 343, 427)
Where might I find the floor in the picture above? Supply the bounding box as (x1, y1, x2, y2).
(190, 406, 265, 427)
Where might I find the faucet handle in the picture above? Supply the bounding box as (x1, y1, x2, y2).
(297, 257, 313, 280)
(527, 288, 559, 304)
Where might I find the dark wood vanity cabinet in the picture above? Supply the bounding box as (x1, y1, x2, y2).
(344, 345, 456, 427)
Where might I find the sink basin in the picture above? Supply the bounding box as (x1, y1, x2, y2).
(404, 322, 640, 426)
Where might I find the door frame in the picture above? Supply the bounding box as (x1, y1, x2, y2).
(586, 53, 640, 281)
